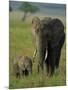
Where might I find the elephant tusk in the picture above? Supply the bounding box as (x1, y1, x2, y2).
(45, 49, 48, 61)
(33, 49, 37, 62)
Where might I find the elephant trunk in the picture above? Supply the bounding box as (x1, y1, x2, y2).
(33, 29, 48, 71)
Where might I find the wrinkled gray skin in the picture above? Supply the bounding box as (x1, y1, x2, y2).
(32, 17, 65, 76)
(13, 56, 32, 78)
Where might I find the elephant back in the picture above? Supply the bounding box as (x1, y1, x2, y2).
(48, 18, 65, 48)
(48, 18, 64, 33)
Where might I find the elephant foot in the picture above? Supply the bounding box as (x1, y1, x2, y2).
(49, 67, 55, 76)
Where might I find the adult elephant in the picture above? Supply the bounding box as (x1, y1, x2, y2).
(32, 17, 65, 76)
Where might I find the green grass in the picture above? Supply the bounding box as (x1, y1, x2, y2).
(9, 14, 66, 89)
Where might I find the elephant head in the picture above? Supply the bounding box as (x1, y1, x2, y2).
(32, 16, 65, 75)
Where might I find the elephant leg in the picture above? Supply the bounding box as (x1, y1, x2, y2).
(38, 60, 44, 73)
(49, 48, 56, 76)
(29, 67, 32, 75)
(19, 68, 23, 78)
(37, 63, 42, 73)
(45, 58, 50, 74)
(37, 50, 45, 73)
(55, 48, 61, 69)
(37, 61, 41, 73)
(25, 69, 29, 76)
(16, 72, 20, 78)
(14, 65, 20, 78)
(50, 59, 55, 76)
(55, 34, 65, 69)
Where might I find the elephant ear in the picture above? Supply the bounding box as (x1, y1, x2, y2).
(32, 17, 41, 33)
(48, 18, 64, 48)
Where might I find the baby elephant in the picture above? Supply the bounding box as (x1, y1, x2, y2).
(13, 56, 32, 78)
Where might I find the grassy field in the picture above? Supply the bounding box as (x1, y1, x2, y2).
(9, 12, 66, 89)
